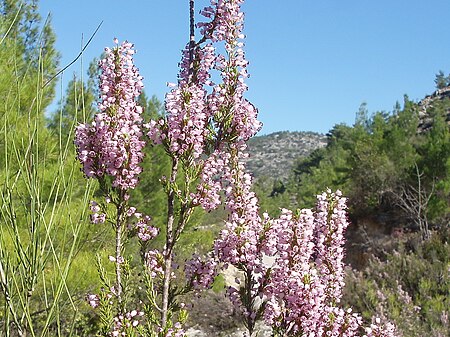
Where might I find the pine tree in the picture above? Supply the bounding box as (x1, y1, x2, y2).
(0, 0, 59, 169)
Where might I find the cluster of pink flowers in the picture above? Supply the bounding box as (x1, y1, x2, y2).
(314, 190, 348, 304)
(161, 322, 185, 337)
(203, 0, 261, 144)
(146, 42, 215, 160)
(262, 208, 316, 330)
(146, 2, 265, 332)
(364, 317, 399, 337)
(198, 0, 245, 43)
(87, 293, 100, 309)
(135, 215, 158, 242)
(261, 191, 362, 335)
(86, 289, 113, 309)
(89, 200, 106, 224)
(150, 82, 208, 159)
(213, 155, 269, 329)
(145, 249, 165, 279)
(110, 310, 144, 337)
(184, 254, 217, 291)
(76, 1, 401, 336)
(193, 0, 262, 213)
(146, 0, 260, 169)
(75, 39, 145, 190)
(126, 207, 159, 242)
(215, 187, 399, 336)
(190, 149, 231, 211)
(215, 158, 267, 272)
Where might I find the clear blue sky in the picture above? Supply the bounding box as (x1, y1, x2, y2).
(39, 0, 450, 135)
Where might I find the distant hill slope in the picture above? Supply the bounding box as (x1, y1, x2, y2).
(417, 85, 450, 132)
(243, 85, 450, 181)
(244, 131, 327, 180)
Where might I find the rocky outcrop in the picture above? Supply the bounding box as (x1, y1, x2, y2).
(417, 86, 450, 132)
(244, 131, 327, 180)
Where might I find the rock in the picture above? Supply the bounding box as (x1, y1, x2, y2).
(185, 321, 272, 336)
(185, 327, 208, 337)
(244, 131, 327, 180)
(417, 85, 450, 133)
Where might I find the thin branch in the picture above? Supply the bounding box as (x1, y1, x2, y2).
(42, 21, 103, 88)
(194, 3, 220, 48)
(115, 199, 124, 307)
(161, 157, 179, 327)
(0, 2, 23, 46)
(188, 0, 195, 75)
(392, 162, 433, 240)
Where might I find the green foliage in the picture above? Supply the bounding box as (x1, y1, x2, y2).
(343, 229, 450, 336)
(291, 124, 352, 208)
(0, 55, 94, 336)
(434, 70, 450, 89)
(252, 176, 291, 217)
(0, 0, 59, 174)
(0, 0, 59, 106)
(0, 3, 107, 334)
(289, 94, 448, 227)
(415, 99, 450, 220)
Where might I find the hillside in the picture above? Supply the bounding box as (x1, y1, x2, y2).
(244, 131, 327, 180)
(417, 85, 450, 132)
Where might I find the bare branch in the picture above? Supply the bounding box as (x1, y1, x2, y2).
(43, 21, 103, 88)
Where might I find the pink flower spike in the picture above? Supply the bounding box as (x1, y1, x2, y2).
(75, 39, 146, 190)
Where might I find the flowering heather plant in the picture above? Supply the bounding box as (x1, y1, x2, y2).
(75, 39, 159, 335)
(75, 1, 399, 336)
(261, 191, 365, 336)
(75, 39, 145, 191)
(144, 0, 263, 331)
(215, 185, 400, 336)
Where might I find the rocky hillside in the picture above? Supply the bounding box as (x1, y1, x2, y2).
(417, 85, 450, 132)
(244, 131, 327, 180)
(242, 86, 450, 181)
